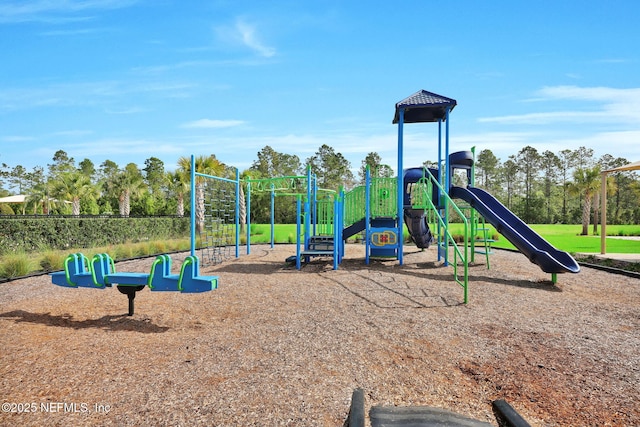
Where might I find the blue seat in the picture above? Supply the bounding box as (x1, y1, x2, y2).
(147, 254, 181, 291)
(91, 253, 114, 287)
(50, 253, 103, 288)
(84, 252, 149, 287)
(51, 253, 218, 295)
(105, 272, 151, 287)
(178, 255, 218, 293)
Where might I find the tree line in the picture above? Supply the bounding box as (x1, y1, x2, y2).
(0, 145, 359, 222)
(473, 146, 639, 234)
(1, 144, 638, 233)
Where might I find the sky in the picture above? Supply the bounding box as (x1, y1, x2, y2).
(1, 0, 639, 183)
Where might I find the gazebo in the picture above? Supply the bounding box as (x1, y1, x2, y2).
(0, 195, 27, 204)
(393, 90, 457, 265)
(600, 160, 640, 254)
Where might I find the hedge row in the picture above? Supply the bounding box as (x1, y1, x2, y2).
(0, 216, 190, 254)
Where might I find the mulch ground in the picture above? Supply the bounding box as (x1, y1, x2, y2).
(0, 244, 638, 426)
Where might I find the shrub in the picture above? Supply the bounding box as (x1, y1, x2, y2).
(0, 252, 36, 279)
(149, 240, 167, 255)
(0, 216, 190, 255)
(112, 243, 136, 260)
(40, 250, 67, 272)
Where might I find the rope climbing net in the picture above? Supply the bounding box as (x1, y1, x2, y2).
(198, 176, 237, 266)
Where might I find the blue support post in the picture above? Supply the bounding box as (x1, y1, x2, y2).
(437, 120, 443, 262)
(445, 107, 451, 191)
(443, 108, 451, 266)
(190, 154, 196, 258)
(270, 184, 275, 249)
(296, 196, 301, 270)
(305, 166, 312, 249)
(235, 168, 240, 258)
(333, 198, 339, 270)
(246, 180, 251, 255)
(339, 191, 345, 260)
(397, 108, 404, 265)
(312, 174, 318, 237)
(365, 165, 371, 265)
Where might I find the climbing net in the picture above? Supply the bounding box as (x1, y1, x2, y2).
(198, 176, 237, 266)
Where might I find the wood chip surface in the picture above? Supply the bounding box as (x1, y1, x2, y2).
(1, 244, 638, 426)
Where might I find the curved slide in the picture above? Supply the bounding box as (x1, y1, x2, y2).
(450, 186, 580, 274)
(403, 208, 434, 249)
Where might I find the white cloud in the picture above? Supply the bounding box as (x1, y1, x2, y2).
(1, 135, 35, 142)
(536, 85, 640, 102)
(215, 18, 276, 58)
(52, 129, 93, 137)
(478, 85, 640, 125)
(235, 20, 276, 58)
(182, 119, 245, 129)
(0, 0, 138, 23)
(477, 111, 602, 125)
(454, 129, 640, 163)
(0, 80, 196, 112)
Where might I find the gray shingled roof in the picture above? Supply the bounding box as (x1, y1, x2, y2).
(393, 90, 457, 124)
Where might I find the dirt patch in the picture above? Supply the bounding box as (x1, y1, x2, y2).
(1, 244, 638, 426)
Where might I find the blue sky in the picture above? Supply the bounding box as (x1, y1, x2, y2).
(1, 0, 639, 180)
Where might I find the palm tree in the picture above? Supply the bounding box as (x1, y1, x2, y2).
(27, 180, 54, 214)
(569, 166, 601, 235)
(51, 171, 95, 216)
(113, 164, 147, 217)
(177, 155, 225, 232)
(167, 170, 190, 217)
(239, 170, 254, 232)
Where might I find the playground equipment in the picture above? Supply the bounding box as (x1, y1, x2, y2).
(396, 91, 578, 285)
(290, 90, 579, 303)
(191, 158, 241, 266)
(49, 154, 229, 316)
(345, 388, 531, 427)
(50, 92, 579, 308)
(51, 252, 218, 315)
(244, 173, 312, 252)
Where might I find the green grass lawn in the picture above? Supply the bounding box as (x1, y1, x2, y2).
(507, 224, 640, 254)
(2, 223, 638, 280)
(247, 224, 299, 244)
(450, 223, 640, 254)
(249, 223, 640, 254)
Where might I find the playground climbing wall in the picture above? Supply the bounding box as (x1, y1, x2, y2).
(199, 175, 237, 265)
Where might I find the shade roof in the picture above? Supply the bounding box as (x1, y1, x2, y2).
(603, 160, 640, 173)
(0, 194, 26, 203)
(393, 90, 457, 124)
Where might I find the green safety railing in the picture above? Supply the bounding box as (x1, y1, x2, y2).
(413, 175, 469, 303)
(315, 191, 337, 235)
(245, 175, 307, 192)
(343, 185, 366, 227)
(343, 176, 398, 229)
(370, 177, 397, 218)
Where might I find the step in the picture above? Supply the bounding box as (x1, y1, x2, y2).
(309, 235, 334, 242)
(308, 245, 334, 252)
(301, 250, 334, 256)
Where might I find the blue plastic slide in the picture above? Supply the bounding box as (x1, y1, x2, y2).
(403, 208, 434, 249)
(450, 186, 580, 274)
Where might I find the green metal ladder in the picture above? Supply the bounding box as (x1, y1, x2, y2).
(471, 214, 494, 269)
